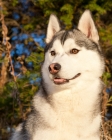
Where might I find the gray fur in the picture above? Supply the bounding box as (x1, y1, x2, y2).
(45, 29, 101, 54)
(11, 10, 105, 140)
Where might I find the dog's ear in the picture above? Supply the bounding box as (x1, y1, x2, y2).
(46, 14, 61, 43)
(78, 10, 99, 44)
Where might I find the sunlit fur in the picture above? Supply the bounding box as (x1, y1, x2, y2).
(11, 10, 105, 140)
(42, 34, 104, 93)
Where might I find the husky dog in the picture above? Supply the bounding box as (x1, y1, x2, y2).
(11, 10, 105, 140)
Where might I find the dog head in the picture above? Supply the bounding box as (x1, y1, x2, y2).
(41, 10, 104, 92)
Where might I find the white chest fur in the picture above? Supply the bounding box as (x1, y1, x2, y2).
(33, 79, 102, 140)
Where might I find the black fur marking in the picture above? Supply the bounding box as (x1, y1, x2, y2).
(45, 28, 102, 55)
(60, 31, 69, 45)
(20, 122, 30, 140)
(45, 30, 69, 53)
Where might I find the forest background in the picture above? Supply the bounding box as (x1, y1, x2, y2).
(0, 0, 112, 139)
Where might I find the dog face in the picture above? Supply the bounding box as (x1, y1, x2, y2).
(41, 10, 104, 92)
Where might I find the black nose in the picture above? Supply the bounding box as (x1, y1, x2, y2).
(49, 63, 61, 74)
(54, 63, 61, 70)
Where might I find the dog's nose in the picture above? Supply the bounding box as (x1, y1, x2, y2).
(49, 63, 61, 74)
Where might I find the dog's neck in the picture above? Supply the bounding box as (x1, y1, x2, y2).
(34, 78, 102, 131)
(45, 78, 102, 111)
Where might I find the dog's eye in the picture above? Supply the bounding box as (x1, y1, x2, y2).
(70, 48, 79, 54)
(50, 51, 56, 56)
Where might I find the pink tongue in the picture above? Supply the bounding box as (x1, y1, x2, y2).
(54, 78, 67, 84)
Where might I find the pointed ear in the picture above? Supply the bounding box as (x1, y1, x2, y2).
(78, 10, 99, 44)
(46, 14, 61, 43)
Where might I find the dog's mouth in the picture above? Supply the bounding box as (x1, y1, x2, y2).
(53, 73, 81, 85)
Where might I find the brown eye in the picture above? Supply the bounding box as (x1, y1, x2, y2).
(51, 51, 56, 56)
(70, 48, 79, 54)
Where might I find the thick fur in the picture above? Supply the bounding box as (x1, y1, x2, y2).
(11, 10, 105, 140)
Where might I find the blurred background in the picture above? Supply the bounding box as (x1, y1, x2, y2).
(0, 0, 112, 139)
